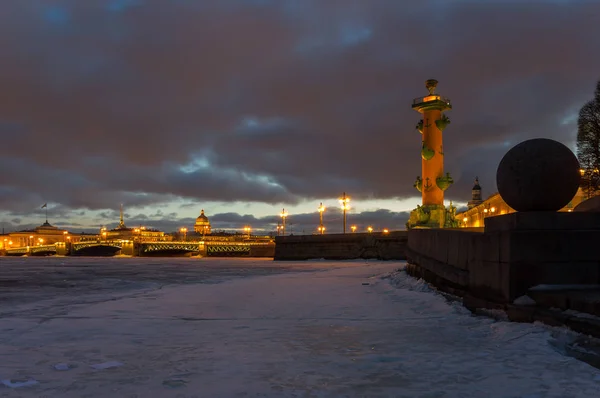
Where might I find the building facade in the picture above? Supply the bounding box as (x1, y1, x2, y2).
(457, 179, 586, 228)
(1, 221, 84, 249)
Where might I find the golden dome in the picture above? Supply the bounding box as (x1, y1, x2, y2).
(194, 209, 211, 234)
(196, 209, 209, 223)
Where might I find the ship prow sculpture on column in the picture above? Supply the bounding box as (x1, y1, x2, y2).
(408, 79, 458, 228)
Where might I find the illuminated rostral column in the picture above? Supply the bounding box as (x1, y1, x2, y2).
(408, 79, 457, 228)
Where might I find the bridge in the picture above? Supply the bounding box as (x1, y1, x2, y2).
(71, 241, 124, 256)
(2, 240, 275, 257)
(139, 242, 201, 256)
(5, 245, 58, 256)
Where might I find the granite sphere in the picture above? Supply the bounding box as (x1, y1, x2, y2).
(496, 138, 581, 212)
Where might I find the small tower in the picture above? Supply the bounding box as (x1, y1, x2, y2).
(408, 79, 456, 228)
(467, 177, 484, 209)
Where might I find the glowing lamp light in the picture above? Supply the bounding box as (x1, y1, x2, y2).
(351, 225, 357, 233)
(463, 217, 468, 222)
(382, 229, 389, 233)
(367, 226, 373, 233)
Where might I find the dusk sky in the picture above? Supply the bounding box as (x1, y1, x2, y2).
(1, 0, 599, 234)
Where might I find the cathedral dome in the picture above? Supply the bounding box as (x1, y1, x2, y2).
(194, 209, 211, 234)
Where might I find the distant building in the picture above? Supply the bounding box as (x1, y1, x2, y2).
(194, 209, 211, 235)
(104, 204, 168, 242)
(1, 220, 82, 249)
(467, 177, 484, 209)
(457, 178, 586, 228)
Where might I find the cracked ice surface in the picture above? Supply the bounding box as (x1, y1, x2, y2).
(1, 258, 599, 397)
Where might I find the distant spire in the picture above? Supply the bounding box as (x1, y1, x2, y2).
(118, 203, 126, 229)
(470, 176, 482, 204)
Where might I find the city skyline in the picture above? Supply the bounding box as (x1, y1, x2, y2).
(1, 1, 598, 233)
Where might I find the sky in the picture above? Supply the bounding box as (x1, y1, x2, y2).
(1, 0, 599, 234)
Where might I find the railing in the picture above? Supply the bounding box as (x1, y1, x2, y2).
(412, 96, 452, 106)
(72, 241, 123, 251)
(30, 245, 57, 254)
(141, 242, 201, 253)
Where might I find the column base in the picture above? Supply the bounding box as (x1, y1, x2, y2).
(407, 204, 459, 229)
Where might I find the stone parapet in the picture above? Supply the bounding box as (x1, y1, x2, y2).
(274, 232, 407, 261)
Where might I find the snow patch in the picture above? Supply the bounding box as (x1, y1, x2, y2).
(90, 361, 124, 370)
(530, 284, 600, 291)
(514, 295, 537, 306)
(1, 379, 38, 388)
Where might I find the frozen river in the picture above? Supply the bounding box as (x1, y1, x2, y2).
(1, 257, 599, 397)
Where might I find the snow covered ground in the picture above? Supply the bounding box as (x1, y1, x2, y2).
(1, 258, 599, 397)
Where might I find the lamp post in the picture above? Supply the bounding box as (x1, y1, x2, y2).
(339, 192, 350, 234)
(367, 226, 373, 233)
(180, 227, 187, 241)
(280, 209, 288, 235)
(63, 230, 68, 242)
(351, 225, 357, 233)
(318, 203, 325, 234)
(29, 235, 33, 246)
(244, 226, 251, 239)
(462, 217, 468, 227)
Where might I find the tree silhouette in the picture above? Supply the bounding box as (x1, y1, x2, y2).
(576, 80, 600, 199)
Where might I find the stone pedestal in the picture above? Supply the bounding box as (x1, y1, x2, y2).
(469, 212, 600, 303)
(407, 204, 458, 229)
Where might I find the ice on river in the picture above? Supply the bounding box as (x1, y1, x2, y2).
(0, 258, 599, 397)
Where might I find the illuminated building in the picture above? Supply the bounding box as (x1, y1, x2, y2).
(457, 179, 586, 228)
(1, 220, 80, 248)
(194, 209, 212, 235)
(105, 205, 167, 242)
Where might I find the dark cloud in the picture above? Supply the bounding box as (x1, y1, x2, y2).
(0, 0, 598, 222)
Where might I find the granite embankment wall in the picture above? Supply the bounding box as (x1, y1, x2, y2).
(406, 213, 600, 337)
(274, 232, 408, 261)
(406, 213, 600, 304)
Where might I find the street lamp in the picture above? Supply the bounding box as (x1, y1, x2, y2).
(280, 209, 288, 235)
(367, 226, 373, 233)
(339, 192, 350, 234)
(351, 225, 357, 233)
(463, 217, 468, 227)
(63, 230, 68, 242)
(29, 235, 33, 246)
(383, 229, 389, 234)
(244, 226, 251, 239)
(180, 227, 187, 241)
(318, 202, 325, 234)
